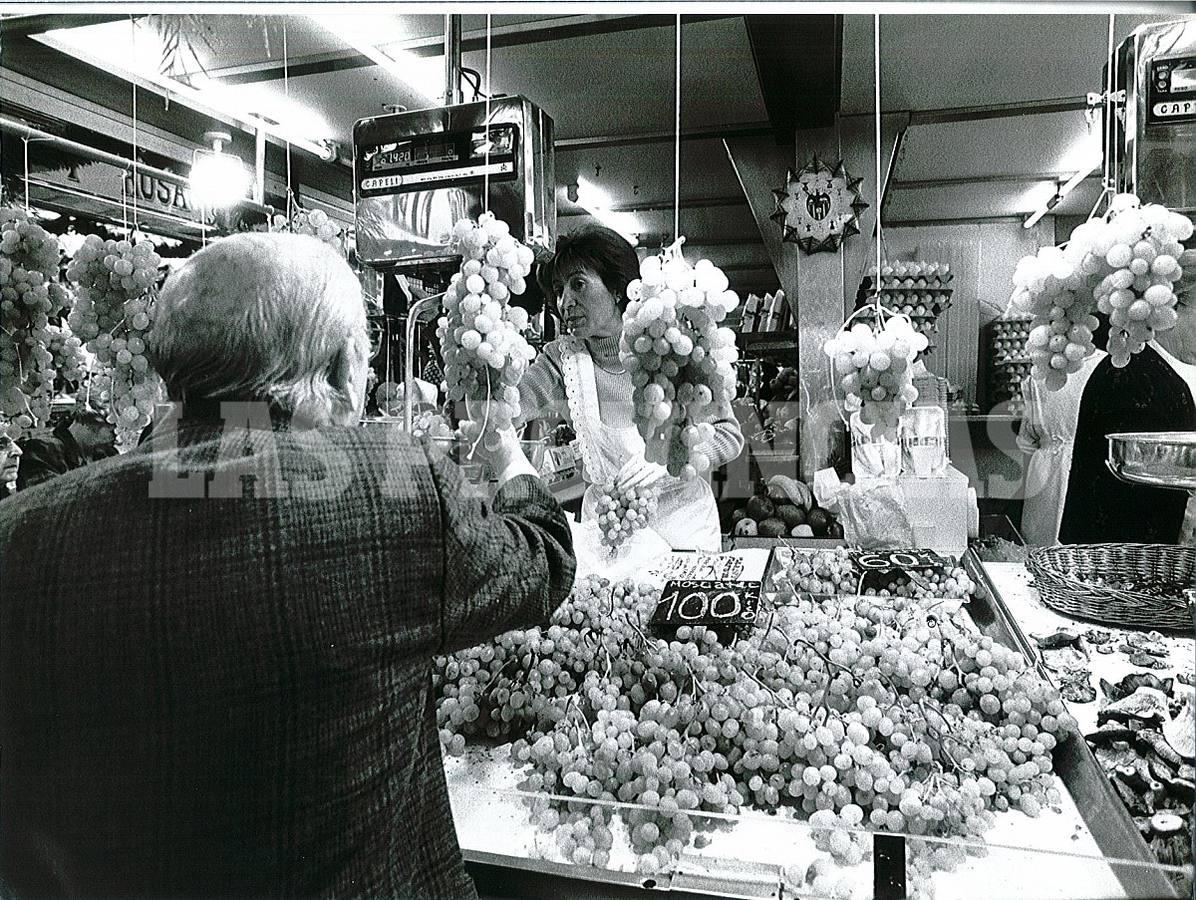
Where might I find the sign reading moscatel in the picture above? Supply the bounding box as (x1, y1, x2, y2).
(651, 579, 761, 626)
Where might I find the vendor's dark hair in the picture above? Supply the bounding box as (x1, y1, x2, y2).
(538, 225, 639, 312)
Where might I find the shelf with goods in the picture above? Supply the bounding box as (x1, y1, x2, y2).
(987, 316, 1032, 418)
(436, 541, 1180, 900)
(852, 266, 954, 367)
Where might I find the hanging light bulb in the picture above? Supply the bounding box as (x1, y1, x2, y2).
(191, 131, 251, 211)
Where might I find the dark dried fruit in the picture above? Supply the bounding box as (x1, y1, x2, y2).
(1099, 673, 1173, 702)
(1128, 652, 1168, 669)
(1036, 629, 1083, 650)
(1084, 628, 1113, 645)
(1137, 730, 1185, 768)
(1086, 723, 1139, 746)
(1098, 687, 1171, 726)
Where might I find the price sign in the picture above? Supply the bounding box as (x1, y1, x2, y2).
(651, 580, 761, 626)
(849, 549, 948, 572)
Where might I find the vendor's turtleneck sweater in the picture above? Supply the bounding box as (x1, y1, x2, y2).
(517, 333, 745, 469)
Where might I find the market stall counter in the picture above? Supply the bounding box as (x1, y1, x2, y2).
(437, 536, 1186, 900)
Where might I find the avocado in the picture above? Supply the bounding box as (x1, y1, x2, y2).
(806, 508, 830, 536)
(745, 496, 776, 522)
(758, 518, 788, 538)
(777, 504, 806, 528)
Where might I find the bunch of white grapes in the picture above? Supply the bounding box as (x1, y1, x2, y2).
(595, 481, 659, 553)
(620, 245, 741, 480)
(438, 213, 537, 448)
(0, 206, 72, 435)
(66, 235, 162, 445)
(1012, 194, 1194, 387)
(46, 322, 91, 386)
(824, 316, 925, 431)
(271, 207, 344, 251)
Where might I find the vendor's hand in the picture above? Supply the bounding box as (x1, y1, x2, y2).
(614, 456, 669, 493)
(461, 420, 536, 486)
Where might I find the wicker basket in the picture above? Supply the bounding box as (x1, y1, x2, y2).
(1026, 543, 1196, 632)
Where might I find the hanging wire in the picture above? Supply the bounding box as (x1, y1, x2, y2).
(130, 15, 140, 240)
(1090, 13, 1118, 221)
(673, 14, 682, 243)
(22, 137, 31, 213)
(482, 15, 492, 213)
(873, 13, 882, 314)
(283, 18, 294, 222)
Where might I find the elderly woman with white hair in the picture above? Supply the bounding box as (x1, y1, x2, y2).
(0, 232, 576, 899)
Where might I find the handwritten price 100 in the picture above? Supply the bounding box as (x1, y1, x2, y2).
(660, 589, 754, 622)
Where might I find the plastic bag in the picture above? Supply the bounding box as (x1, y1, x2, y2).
(570, 518, 674, 582)
(812, 467, 914, 549)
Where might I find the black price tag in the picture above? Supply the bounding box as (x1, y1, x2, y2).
(849, 549, 950, 591)
(651, 580, 761, 626)
(849, 549, 947, 572)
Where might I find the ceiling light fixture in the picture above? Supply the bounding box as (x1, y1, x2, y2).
(191, 131, 251, 211)
(574, 177, 639, 246)
(36, 24, 338, 162)
(1023, 160, 1101, 229)
(310, 15, 444, 104)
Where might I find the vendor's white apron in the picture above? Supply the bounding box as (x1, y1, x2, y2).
(559, 337, 721, 552)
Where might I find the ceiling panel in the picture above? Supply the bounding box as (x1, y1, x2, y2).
(884, 178, 1105, 224)
(894, 111, 1102, 182)
(471, 17, 765, 141)
(841, 13, 1186, 115)
(556, 138, 746, 210)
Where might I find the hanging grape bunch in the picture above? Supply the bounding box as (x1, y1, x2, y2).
(595, 481, 659, 554)
(1012, 194, 1194, 388)
(621, 242, 741, 480)
(270, 207, 345, 253)
(824, 316, 925, 432)
(46, 322, 91, 387)
(438, 212, 537, 449)
(66, 235, 162, 446)
(0, 206, 72, 436)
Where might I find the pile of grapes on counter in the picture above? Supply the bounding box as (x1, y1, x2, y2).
(434, 548, 1080, 900)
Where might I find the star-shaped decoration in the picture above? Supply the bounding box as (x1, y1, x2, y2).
(771, 155, 870, 255)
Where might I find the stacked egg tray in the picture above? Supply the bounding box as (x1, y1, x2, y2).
(852, 269, 953, 358)
(988, 315, 1032, 415)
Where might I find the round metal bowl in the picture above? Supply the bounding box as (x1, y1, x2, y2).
(1106, 431, 1196, 491)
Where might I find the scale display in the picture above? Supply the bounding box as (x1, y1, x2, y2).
(357, 125, 518, 196)
(1149, 57, 1196, 123)
(353, 95, 555, 269)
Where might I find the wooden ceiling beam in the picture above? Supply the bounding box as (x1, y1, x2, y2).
(745, 14, 842, 144)
(211, 14, 739, 85)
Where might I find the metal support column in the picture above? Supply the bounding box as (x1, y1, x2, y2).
(254, 127, 266, 204)
(444, 15, 463, 106)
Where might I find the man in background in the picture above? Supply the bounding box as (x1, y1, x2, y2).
(1, 233, 576, 898)
(15, 403, 116, 490)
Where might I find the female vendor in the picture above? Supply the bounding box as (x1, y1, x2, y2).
(517, 225, 744, 552)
